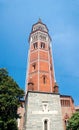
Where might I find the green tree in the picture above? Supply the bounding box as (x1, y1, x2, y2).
(66, 112, 79, 130)
(0, 68, 24, 130)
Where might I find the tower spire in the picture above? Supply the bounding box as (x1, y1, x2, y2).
(38, 18, 42, 23)
(26, 20, 58, 93)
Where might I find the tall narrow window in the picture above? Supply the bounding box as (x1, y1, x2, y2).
(43, 75, 47, 84)
(41, 42, 45, 49)
(44, 120, 48, 130)
(32, 63, 36, 70)
(43, 76, 46, 84)
(33, 42, 37, 49)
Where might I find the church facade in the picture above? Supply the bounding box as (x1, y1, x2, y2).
(17, 20, 75, 130)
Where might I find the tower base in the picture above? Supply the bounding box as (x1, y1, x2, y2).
(24, 91, 64, 130)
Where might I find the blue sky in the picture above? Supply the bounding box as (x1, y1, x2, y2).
(0, 0, 79, 105)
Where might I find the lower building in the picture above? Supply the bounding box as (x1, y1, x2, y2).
(60, 95, 75, 130)
(17, 94, 76, 130)
(24, 91, 64, 130)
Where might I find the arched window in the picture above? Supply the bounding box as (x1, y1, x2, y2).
(41, 42, 45, 49)
(42, 75, 47, 84)
(33, 42, 37, 49)
(32, 63, 36, 70)
(65, 120, 68, 127)
(43, 76, 46, 84)
(44, 120, 48, 130)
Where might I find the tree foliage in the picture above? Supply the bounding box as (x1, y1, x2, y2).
(66, 112, 79, 130)
(0, 68, 24, 130)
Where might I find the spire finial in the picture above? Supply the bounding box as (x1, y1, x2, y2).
(38, 18, 42, 23)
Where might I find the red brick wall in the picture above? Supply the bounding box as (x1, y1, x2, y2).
(27, 41, 55, 93)
(60, 96, 75, 130)
(39, 51, 48, 60)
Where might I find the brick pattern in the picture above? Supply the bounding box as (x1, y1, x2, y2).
(30, 51, 38, 62)
(39, 50, 48, 60)
(60, 96, 75, 129)
(26, 21, 57, 93)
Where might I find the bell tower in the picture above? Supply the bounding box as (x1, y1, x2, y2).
(26, 19, 58, 93)
(24, 19, 64, 130)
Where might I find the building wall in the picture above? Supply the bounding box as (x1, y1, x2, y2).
(18, 95, 76, 130)
(60, 95, 75, 130)
(24, 91, 64, 130)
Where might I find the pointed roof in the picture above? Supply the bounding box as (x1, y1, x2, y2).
(31, 18, 49, 32)
(38, 18, 42, 23)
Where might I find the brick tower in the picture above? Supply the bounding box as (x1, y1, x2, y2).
(24, 19, 64, 130)
(26, 19, 58, 93)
